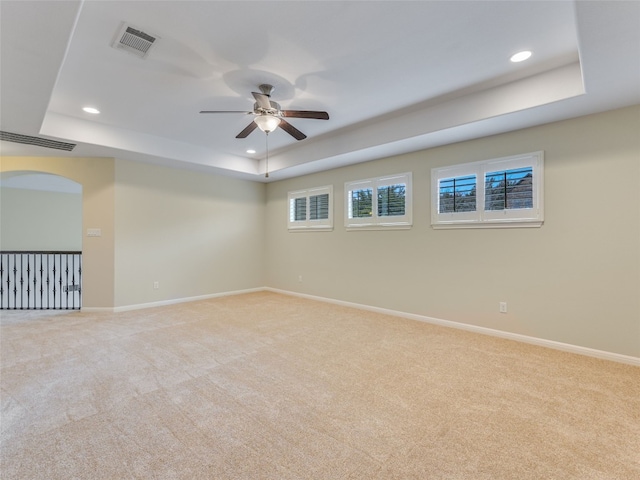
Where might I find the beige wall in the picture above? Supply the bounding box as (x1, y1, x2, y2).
(265, 106, 640, 357)
(0, 157, 115, 308)
(1, 187, 82, 250)
(1, 106, 638, 357)
(1, 156, 266, 310)
(113, 159, 265, 308)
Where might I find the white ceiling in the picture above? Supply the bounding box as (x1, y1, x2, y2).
(1, 0, 639, 182)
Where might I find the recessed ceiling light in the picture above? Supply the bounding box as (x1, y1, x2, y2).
(246, 149, 256, 154)
(510, 51, 532, 63)
(82, 106, 100, 114)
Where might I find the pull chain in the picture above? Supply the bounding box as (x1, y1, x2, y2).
(265, 132, 269, 178)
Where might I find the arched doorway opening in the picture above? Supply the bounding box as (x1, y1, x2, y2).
(0, 172, 83, 309)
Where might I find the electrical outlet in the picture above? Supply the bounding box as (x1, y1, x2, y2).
(499, 302, 507, 313)
(153, 281, 159, 289)
(298, 275, 303, 283)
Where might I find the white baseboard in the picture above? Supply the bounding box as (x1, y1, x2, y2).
(82, 286, 639, 366)
(86, 287, 266, 313)
(265, 287, 640, 367)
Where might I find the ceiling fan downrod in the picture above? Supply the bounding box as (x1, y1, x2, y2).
(258, 84, 275, 96)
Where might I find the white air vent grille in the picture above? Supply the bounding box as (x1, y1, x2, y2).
(0, 131, 76, 151)
(112, 23, 158, 58)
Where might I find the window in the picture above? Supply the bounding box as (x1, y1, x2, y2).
(431, 152, 543, 228)
(484, 167, 533, 211)
(438, 175, 477, 213)
(288, 185, 333, 230)
(345, 173, 412, 229)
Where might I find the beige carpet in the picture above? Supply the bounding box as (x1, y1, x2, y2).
(1, 291, 638, 479)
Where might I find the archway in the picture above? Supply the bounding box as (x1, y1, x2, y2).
(0, 172, 83, 309)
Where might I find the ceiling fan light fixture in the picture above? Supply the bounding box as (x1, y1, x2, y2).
(254, 115, 281, 133)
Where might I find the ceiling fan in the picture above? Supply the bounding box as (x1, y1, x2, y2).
(200, 84, 329, 140)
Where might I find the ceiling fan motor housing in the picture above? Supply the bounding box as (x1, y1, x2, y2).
(254, 101, 281, 115)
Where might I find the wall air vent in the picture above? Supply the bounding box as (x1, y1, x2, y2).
(0, 131, 76, 151)
(112, 23, 158, 58)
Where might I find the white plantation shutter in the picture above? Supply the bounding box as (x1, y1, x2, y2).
(481, 153, 542, 224)
(484, 166, 533, 211)
(293, 197, 307, 221)
(432, 152, 544, 228)
(347, 180, 374, 222)
(345, 173, 412, 229)
(438, 175, 477, 214)
(377, 184, 406, 217)
(309, 193, 329, 220)
(288, 186, 333, 231)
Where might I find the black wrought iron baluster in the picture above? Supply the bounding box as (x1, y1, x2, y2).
(47, 254, 51, 310)
(1, 255, 5, 309)
(78, 257, 82, 309)
(58, 253, 64, 309)
(70, 254, 75, 310)
(30, 255, 36, 309)
(19, 254, 25, 309)
(3, 254, 7, 309)
(64, 254, 68, 309)
(58, 253, 63, 309)
(39, 255, 44, 310)
(12, 254, 17, 309)
(0, 254, 4, 309)
(72, 254, 75, 309)
(52, 254, 58, 309)
(25, 255, 31, 309)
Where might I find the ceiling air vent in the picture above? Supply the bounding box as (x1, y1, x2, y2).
(0, 131, 76, 151)
(112, 23, 158, 58)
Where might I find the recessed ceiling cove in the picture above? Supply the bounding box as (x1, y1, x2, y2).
(1, 1, 635, 180)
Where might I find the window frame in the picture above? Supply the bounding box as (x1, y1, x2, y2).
(345, 172, 412, 230)
(287, 185, 333, 231)
(431, 151, 544, 229)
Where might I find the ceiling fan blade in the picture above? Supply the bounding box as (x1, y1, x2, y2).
(252, 92, 272, 110)
(278, 119, 307, 141)
(200, 110, 252, 114)
(281, 110, 329, 120)
(236, 121, 258, 138)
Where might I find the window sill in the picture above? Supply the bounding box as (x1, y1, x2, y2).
(288, 226, 334, 232)
(431, 221, 543, 229)
(346, 224, 412, 231)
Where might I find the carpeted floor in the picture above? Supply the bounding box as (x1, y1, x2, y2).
(1, 291, 639, 479)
